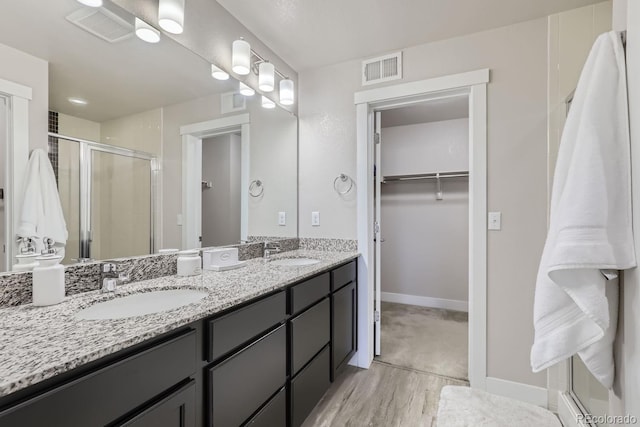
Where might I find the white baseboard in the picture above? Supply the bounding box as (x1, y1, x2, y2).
(485, 377, 548, 408)
(381, 291, 468, 312)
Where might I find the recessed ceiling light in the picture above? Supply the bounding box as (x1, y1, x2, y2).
(68, 97, 88, 105)
(76, 0, 103, 7)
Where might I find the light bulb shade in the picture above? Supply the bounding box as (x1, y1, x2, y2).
(158, 0, 185, 34)
(77, 0, 103, 6)
(135, 18, 161, 43)
(261, 96, 276, 109)
(239, 82, 255, 96)
(232, 39, 251, 75)
(279, 79, 294, 105)
(210, 64, 229, 80)
(258, 62, 275, 92)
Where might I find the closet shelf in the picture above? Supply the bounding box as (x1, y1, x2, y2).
(382, 171, 469, 183)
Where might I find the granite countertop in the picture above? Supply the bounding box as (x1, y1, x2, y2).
(0, 249, 358, 398)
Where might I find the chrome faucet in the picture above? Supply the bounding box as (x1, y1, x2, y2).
(263, 241, 281, 262)
(41, 237, 57, 255)
(101, 262, 130, 293)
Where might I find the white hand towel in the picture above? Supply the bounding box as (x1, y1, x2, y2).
(16, 149, 68, 249)
(531, 31, 635, 389)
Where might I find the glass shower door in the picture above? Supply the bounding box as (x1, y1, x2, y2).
(0, 96, 7, 272)
(87, 147, 154, 260)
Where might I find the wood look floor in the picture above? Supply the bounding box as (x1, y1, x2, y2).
(303, 303, 469, 427)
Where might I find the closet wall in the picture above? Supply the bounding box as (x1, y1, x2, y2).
(380, 117, 469, 310)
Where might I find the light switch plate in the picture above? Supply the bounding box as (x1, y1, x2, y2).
(488, 212, 501, 230)
(177, 214, 183, 226)
(311, 211, 320, 226)
(278, 211, 286, 226)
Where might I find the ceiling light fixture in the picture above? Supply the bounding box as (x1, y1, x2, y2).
(76, 0, 103, 7)
(261, 96, 275, 109)
(158, 0, 185, 34)
(258, 62, 275, 92)
(239, 82, 255, 97)
(279, 78, 294, 105)
(68, 97, 88, 105)
(135, 18, 161, 43)
(232, 38, 251, 75)
(211, 64, 229, 80)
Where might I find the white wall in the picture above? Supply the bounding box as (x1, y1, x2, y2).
(380, 119, 469, 306)
(0, 42, 48, 152)
(0, 97, 6, 272)
(299, 18, 549, 387)
(381, 119, 469, 176)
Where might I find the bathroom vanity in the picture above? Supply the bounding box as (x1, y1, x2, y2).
(0, 251, 357, 427)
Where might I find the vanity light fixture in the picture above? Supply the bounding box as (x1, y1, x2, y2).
(232, 39, 251, 75)
(76, 0, 103, 7)
(158, 0, 185, 34)
(279, 78, 294, 105)
(261, 96, 275, 109)
(258, 62, 275, 92)
(68, 97, 88, 105)
(211, 64, 229, 80)
(135, 18, 161, 43)
(239, 82, 255, 96)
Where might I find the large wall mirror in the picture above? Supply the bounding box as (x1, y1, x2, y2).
(0, 0, 298, 271)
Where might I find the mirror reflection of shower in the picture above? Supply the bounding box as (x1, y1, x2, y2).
(51, 129, 157, 264)
(0, 96, 7, 272)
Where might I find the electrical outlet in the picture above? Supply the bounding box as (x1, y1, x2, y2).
(278, 211, 286, 226)
(311, 211, 320, 226)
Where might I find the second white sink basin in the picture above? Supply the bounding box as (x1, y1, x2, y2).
(76, 289, 208, 320)
(270, 257, 320, 267)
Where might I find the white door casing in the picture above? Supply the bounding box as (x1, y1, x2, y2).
(355, 69, 489, 390)
(374, 111, 382, 355)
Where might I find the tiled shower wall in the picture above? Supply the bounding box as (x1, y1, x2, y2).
(48, 110, 58, 183)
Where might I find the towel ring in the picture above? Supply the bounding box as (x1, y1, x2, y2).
(249, 179, 264, 197)
(334, 174, 354, 195)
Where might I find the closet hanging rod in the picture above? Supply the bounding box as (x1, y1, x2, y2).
(382, 171, 469, 183)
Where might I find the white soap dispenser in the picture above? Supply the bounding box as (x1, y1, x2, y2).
(32, 255, 65, 306)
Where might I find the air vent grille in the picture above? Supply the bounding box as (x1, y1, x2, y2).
(66, 8, 133, 43)
(362, 52, 402, 86)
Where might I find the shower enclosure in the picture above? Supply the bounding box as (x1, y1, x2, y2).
(51, 133, 158, 263)
(0, 95, 7, 272)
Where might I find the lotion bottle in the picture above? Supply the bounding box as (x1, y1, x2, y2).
(32, 255, 65, 306)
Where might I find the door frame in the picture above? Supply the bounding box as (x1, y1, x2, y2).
(0, 78, 31, 271)
(354, 69, 489, 389)
(180, 114, 250, 249)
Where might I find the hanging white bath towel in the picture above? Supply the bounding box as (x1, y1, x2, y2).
(16, 149, 68, 254)
(531, 31, 635, 389)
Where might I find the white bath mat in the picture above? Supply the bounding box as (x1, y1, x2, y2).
(436, 386, 562, 427)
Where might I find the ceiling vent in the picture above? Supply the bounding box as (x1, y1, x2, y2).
(66, 8, 133, 43)
(362, 52, 402, 86)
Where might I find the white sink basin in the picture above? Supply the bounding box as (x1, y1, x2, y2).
(76, 289, 208, 320)
(270, 257, 320, 267)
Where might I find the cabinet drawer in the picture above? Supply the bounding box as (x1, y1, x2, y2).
(290, 346, 330, 427)
(119, 380, 196, 427)
(290, 273, 330, 314)
(209, 325, 286, 427)
(207, 291, 286, 362)
(244, 387, 286, 427)
(290, 298, 330, 375)
(0, 330, 196, 427)
(331, 261, 356, 292)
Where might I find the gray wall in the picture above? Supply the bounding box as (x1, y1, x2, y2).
(380, 119, 469, 305)
(298, 17, 549, 387)
(201, 133, 241, 247)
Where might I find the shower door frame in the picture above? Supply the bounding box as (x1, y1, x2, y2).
(50, 133, 159, 260)
(0, 78, 31, 272)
